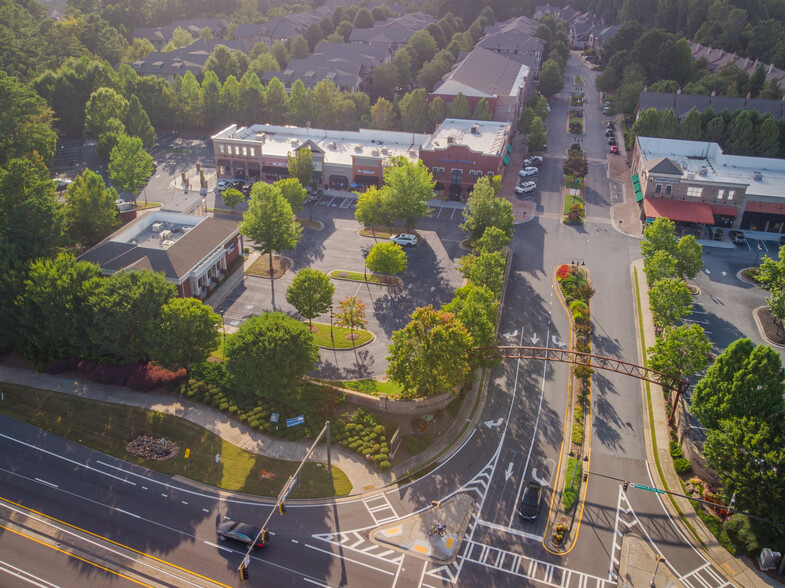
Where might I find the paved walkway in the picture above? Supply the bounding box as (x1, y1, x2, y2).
(632, 259, 777, 587)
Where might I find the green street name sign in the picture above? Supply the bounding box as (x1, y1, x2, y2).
(632, 483, 665, 494)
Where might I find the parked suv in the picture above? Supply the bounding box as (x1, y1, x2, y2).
(389, 234, 417, 247)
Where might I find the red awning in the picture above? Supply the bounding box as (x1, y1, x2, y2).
(711, 205, 738, 216)
(643, 198, 715, 224)
(745, 201, 785, 214)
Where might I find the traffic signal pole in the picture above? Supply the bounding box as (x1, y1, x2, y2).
(236, 421, 333, 577)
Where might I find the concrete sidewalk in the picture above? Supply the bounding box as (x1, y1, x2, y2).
(632, 259, 778, 587)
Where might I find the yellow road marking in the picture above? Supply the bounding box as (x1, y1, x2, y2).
(0, 523, 154, 587)
(0, 496, 231, 587)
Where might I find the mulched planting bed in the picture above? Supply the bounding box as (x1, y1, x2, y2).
(246, 254, 292, 279)
(756, 306, 785, 345)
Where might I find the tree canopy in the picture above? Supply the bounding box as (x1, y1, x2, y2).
(460, 176, 513, 243)
(285, 269, 335, 327)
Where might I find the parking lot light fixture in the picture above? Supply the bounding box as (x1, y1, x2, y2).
(330, 305, 334, 345)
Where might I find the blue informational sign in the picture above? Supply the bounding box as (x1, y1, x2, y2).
(286, 415, 305, 427)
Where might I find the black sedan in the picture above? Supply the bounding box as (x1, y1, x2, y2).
(217, 521, 266, 548)
(518, 482, 543, 520)
(608, 136, 617, 145)
(231, 180, 246, 190)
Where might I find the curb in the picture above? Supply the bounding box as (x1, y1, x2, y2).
(328, 269, 402, 288)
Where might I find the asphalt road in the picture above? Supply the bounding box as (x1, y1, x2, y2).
(6, 54, 765, 587)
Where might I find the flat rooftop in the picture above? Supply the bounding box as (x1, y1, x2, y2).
(637, 137, 785, 199)
(112, 211, 206, 251)
(421, 118, 510, 157)
(213, 124, 428, 166)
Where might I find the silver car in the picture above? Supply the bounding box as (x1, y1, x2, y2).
(389, 234, 418, 247)
(519, 166, 538, 178)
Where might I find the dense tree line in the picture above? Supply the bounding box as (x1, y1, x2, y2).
(633, 106, 785, 158)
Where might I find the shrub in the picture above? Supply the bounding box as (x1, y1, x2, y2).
(249, 419, 260, 429)
(556, 264, 572, 280)
(673, 458, 692, 474)
(219, 401, 229, 411)
(379, 460, 391, 471)
(570, 300, 588, 315)
(669, 440, 683, 458)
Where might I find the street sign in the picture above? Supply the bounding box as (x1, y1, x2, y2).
(215, 453, 221, 464)
(286, 415, 305, 427)
(184, 448, 190, 459)
(631, 482, 665, 494)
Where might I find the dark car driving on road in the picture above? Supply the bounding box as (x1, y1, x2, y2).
(518, 482, 543, 521)
(217, 521, 266, 548)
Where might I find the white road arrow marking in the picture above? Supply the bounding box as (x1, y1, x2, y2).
(705, 268, 711, 274)
(531, 467, 549, 486)
(502, 330, 519, 340)
(551, 336, 566, 348)
(483, 418, 503, 429)
(530, 333, 539, 345)
(721, 271, 727, 276)
(505, 462, 514, 481)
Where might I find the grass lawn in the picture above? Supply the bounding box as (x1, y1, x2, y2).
(563, 192, 585, 216)
(296, 218, 322, 229)
(324, 378, 404, 397)
(562, 457, 583, 512)
(359, 227, 397, 238)
(246, 254, 292, 279)
(135, 202, 161, 210)
(329, 269, 401, 286)
(0, 384, 351, 498)
(575, 75, 584, 85)
(310, 322, 373, 349)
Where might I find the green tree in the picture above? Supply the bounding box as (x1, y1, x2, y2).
(399, 88, 429, 132)
(526, 117, 548, 153)
(370, 98, 396, 130)
(641, 217, 678, 261)
(108, 134, 153, 205)
(85, 270, 176, 362)
(285, 268, 335, 328)
(692, 338, 785, 430)
(443, 284, 498, 367)
(288, 79, 309, 126)
(304, 23, 324, 52)
(387, 305, 473, 397)
(221, 187, 244, 210)
(704, 416, 785, 520)
(648, 323, 710, 381)
(224, 312, 319, 400)
(659, 109, 680, 138)
(563, 147, 588, 178)
(203, 45, 237, 82)
(0, 71, 57, 167)
(162, 27, 194, 51)
(275, 177, 308, 212)
(353, 7, 374, 28)
(0, 155, 62, 262)
(64, 169, 120, 248)
(371, 63, 398, 102)
(287, 148, 314, 189)
(649, 278, 692, 331)
(241, 183, 302, 278)
(151, 298, 220, 386)
(533, 96, 551, 121)
(517, 107, 535, 134)
(429, 96, 446, 129)
(366, 241, 407, 280)
(407, 30, 437, 70)
(355, 186, 391, 237)
(705, 116, 726, 143)
(271, 41, 290, 69)
(202, 70, 222, 128)
(644, 249, 679, 285)
(675, 235, 703, 279)
(335, 295, 368, 347)
(219, 76, 240, 126)
(755, 115, 780, 157)
(680, 107, 703, 141)
(266, 77, 289, 124)
(476, 226, 510, 253)
(123, 95, 156, 149)
(538, 59, 564, 97)
(725, 110, 754, 154)
(460, 251, 506, 298)
(383, 157, 434, 231)
(16, 253, 100, 365)
(633, 108, 664, 138)
(449, 92, 471, 119)
(84, 87, 127, 139)
(758, 246, 785, 322)
(176, 71, 203, 128)
(461, 176, 513, 242)
(290, 35, 310, 59)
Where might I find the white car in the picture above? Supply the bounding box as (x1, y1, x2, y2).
(515, 182, 536, 195)
(216, 179, 232, 191)
(524, 156, 543, 167)
(519, 167, 538, 178)
(389, 234, 418, 247)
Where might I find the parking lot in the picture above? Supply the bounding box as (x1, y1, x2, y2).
(215, 205, 466, 379)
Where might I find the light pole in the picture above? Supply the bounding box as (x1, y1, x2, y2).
(755, 242, 763, 266)
(218, 308, 226, 346)
(650, 555, 665, 587)
(329, 305, 335, 347)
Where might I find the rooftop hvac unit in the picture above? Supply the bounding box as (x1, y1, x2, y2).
(355, 145, 363, 152)
(686, 172, 696, 180)
(151, 222, 163, 233)
(382, 147, 389, 155)
(372, 149, 379, 156)
(698, 166, 708, 176)
(161, 240, 174, 249)
(329, 141, 337, 149)
(182, 227, 192, 233)
(159, 229, 172, 240)
(471, 124, 479, 134)
(447, 136, 455, 144)
(753, 171, 763, 181)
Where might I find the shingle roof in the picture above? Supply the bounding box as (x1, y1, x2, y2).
(80, 218, 239, 281)
(432, 47, 528, 98)
(127, 38, 252, 77)
(637, 91, 785, 121)
(646, 157, 683, 176)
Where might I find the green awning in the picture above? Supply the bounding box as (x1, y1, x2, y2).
(503, 155, 511, 166)
(507, 145, 513, 153)
(632, 173, 640, 186)
(634, 186, 644, 203)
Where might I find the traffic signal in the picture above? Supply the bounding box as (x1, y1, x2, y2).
(623, 481, 629, 492)
(240, 564, 249, 582)
(279, 502, 287, 515)
(262, 528, 270, 544)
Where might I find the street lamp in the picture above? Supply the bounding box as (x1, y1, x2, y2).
(650, 555, 665, 587)
(755, 242, 763, 266)
(329, 305, 335, 347)
(218, 308, 226, 344)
